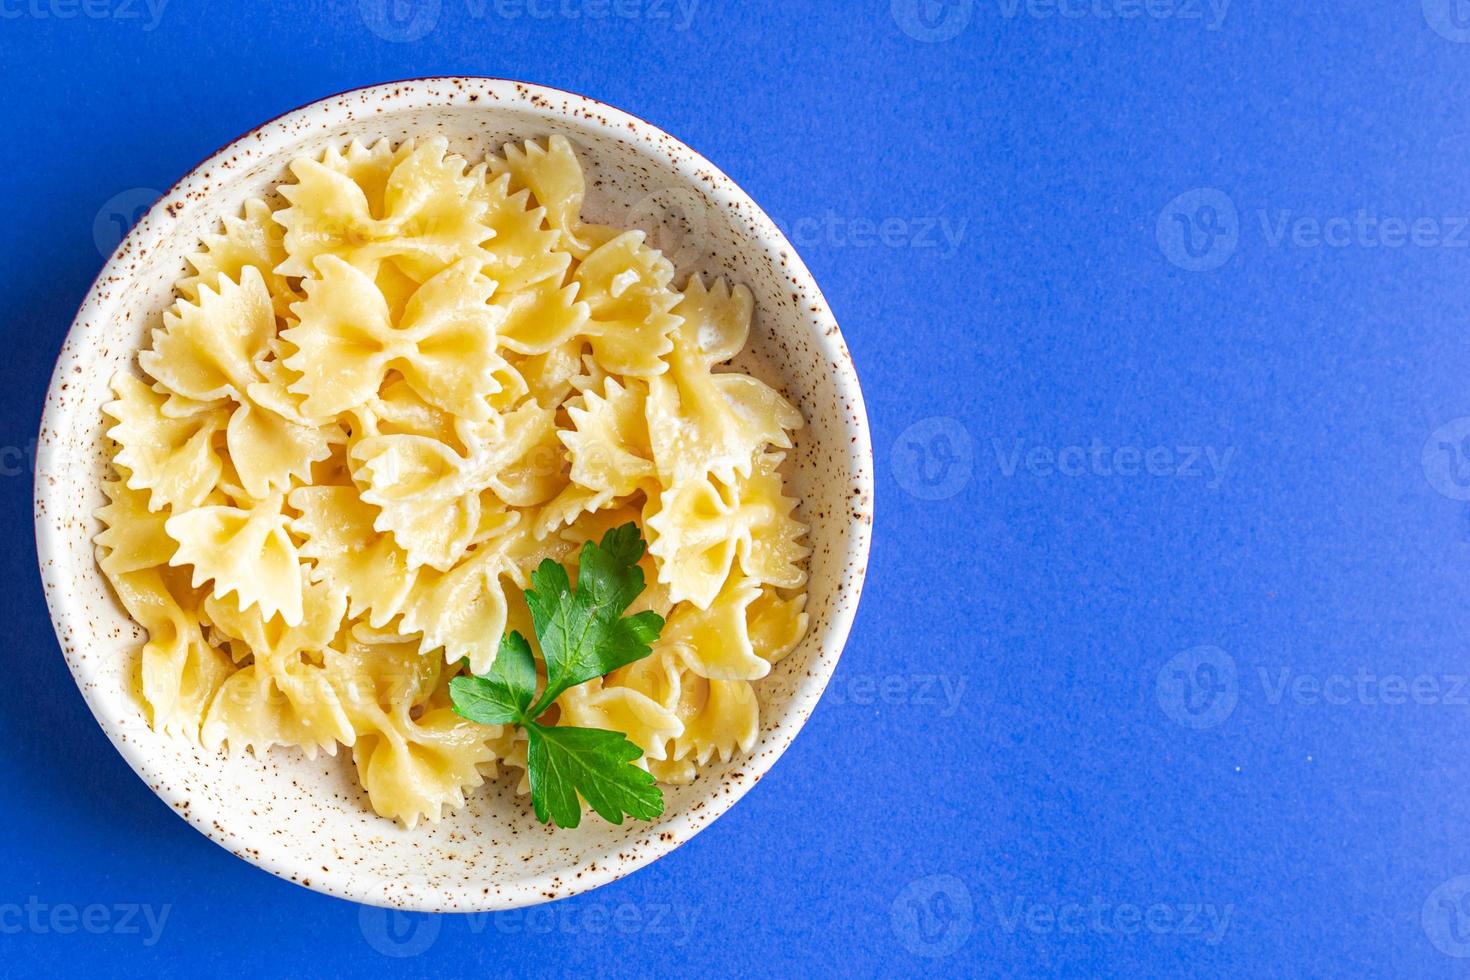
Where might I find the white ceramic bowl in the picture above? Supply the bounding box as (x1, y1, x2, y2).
(34, 78, 872, 912)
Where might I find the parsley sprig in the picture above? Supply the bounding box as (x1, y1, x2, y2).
(449, 524, 667, 829)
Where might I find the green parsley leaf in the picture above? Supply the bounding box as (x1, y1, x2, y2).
(524, 721, 664, 829)
(523, 528, 666, 718)
(448, 523, 668, 828)
(449, 631, 537, 726)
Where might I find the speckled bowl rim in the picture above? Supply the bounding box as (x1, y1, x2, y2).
(34, 77, 872, 912)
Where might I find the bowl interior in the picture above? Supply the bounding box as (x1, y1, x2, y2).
(35, 80, 871, 912)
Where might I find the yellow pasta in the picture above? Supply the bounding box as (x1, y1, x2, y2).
(95, 135, 810, 827)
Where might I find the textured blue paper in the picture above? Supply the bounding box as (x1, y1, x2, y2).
(7, 0, 1470, 975)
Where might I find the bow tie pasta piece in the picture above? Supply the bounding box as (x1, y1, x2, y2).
(643, 477, 739, 611)
(494, 271, 589, 356)
(203, 576, 346, 665)
(646, 276, 802, 485)
(670, 676, 759, 767)
(556, 677, 684, 763)
(142, 267, 275, 402)
(646, 452, 809, 609)
(283, 256, 507, 420)
(747, 588, 809, 667)
(490, 135, 617, 258)
(606, 647, 686, 713)
(327, 626, 444, 730)
(731, 451, 810, 592)
(396, 515, 535, 674)
(225, 395, 335, 503)
(352, 708, 502, 828)
(525, 371, 641, 535)
(142, 268, 336, 499)
(199, 581, 351, 758)
(275, 137, 491, 283)
(471, 166, 569, 295)
(104, 374, 228, 513)
(662, 577, 771, 681)
(178, 198, 296, 318)
(327, 628, 500, 828)
(560, 377, 657, 499)
(515, 341, 608, 407)
(291, 485, 418, 629)
(111, 566, 235, 741)
(351, 401, 554, 571)
(613, 644, 759, 768)
(574, 231, 682, 377)
(200, 656, 352, 759)
(95, 471, 176, 577)
(165, 494, 306, 627)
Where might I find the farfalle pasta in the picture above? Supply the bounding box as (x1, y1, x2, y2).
(95, 135, 810, 828)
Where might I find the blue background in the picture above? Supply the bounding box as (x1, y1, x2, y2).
(5, 0, 1470, 975)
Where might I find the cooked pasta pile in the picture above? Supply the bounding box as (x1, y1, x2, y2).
(94, 135, 810, 827)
